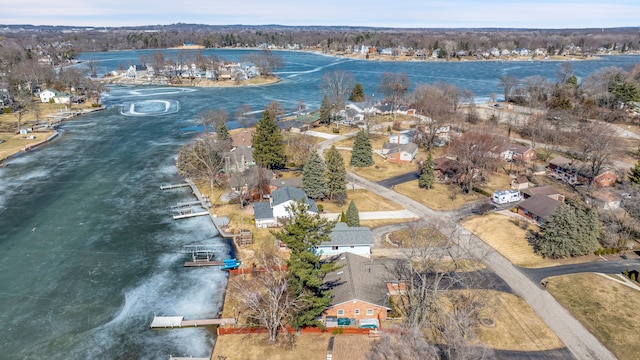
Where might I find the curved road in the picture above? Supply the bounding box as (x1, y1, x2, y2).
(313, 129, 617, 360)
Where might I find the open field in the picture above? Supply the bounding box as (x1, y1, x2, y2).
(546, 273, 640, 360)
(395, 181, 481, 211)
(318, 189, 404, 213)
(0, 130, 56, 161)
(476, 291, 565, 351)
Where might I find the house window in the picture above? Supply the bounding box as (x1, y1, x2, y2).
(354, 309, 360, 316)
(332, 246, 339, 250)
(337, 309, 344, 316)
(366, 309, 374, 316)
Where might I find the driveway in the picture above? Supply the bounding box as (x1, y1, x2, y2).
(377, 170, 420, 188)
(520, 258, 640, 286)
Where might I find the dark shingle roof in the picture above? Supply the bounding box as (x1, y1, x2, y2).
(518, 195, 560, 219)
(521, 185, 559, 198)
(253, 201, 273, 221)
(271, 186, 318, 213)
(322, 222, 374, 246)
(323, 253, 392, 308)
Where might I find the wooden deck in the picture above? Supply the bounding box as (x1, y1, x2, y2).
(151, 316, 235, 329)
(184, 260, 225, 267)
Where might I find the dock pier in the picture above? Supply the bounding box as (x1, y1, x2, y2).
(150, 316, 235, 329)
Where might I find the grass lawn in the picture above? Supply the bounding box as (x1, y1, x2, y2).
(395, 181, 481, 211)
(460, 213, 557, 268)
(318, 189, 404, 213)
(337, 149, 420, 182)
(0, 131, 55, 161)
(476, 291, 564, 351)
(333, 132, 389, 150)
(546, 273, 640, 360)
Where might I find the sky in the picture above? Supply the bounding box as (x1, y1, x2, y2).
(1, 0, 639, 29)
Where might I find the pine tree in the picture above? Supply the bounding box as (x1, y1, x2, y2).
(629, 160, 640, 185)
(528, 201, 600, 259)
(345, 200, 360, 226)
(325, 145, 347, 204)
(273, 201, 336, 327)
(215, 118, 230, 141)
(302, 151, 328, 199)
(339, 211, 346, 222)
(419, 152, 435, 189)
(350, 130, 374, 167)
(348, 83, 365, 102)
(319, 94, 332, 125)
(253, 110, 286, 169)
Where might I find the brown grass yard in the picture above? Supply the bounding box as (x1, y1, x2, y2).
(394, 181, 481, 211)
(318, 189, 404, 213)
(337, 150, 420, 182)
(475, 291, 564, 351)
(0, 131, 56, 161)
(546, 273, 640, 360)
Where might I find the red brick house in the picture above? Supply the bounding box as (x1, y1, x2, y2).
(547, 156, 616, 188)
(382, 142, 418, 164)
(322, 253, 391, 327)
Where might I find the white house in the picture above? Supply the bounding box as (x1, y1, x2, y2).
(388, 129, 418, 144)
(315, 223, 374, 256)
(253, 186, 318, 228)
(38, 89, 56, 103)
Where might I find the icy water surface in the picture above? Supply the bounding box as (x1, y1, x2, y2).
(1, 49, 638, 359)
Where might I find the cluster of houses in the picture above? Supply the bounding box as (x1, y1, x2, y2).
(119, 61, 260, 83)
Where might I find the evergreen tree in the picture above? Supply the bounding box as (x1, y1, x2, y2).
(302, 151, 328, 199)
(273, 201, 336, 327)
(215, 117, 230, 141)
(419, 152, 435, 189)
(629, 160, 640, 185)
(345, 200, 360, 226)
(528, 201, 600, 259)
(348, 83, 365, 102)
(319, 94, 332, 125)
(253, 110, 286, 169)
(350, 130, 374, 167)
(325, 145, 347, 204)
(339, 211, 346, 222)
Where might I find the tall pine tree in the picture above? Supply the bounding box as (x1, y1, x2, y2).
(419, 152, 435, 189)
(319, 94, 332, 125)
(350, 130, 374, 167)
(215, 117, 230, 141)
(348, 83, 365, 102)
(253, 110, 286, 169)
(325, 145, 347, 204)
(345, 200, 360, 226)
(302, 151, 328, 199)
(273, 201, 336, 327)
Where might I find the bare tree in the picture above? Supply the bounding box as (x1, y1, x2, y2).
(244, 49, 283, 77)
(176, 135, 229, 195)
(499, 75, 519, 102)
(235, 104, 254, 129)
(367, 327, 439, 360)
(570, 120, 619, 193)
(411, 84, 455, 150)
(321, 70, 354, 116)
(448, 130, 500, 193)
(378, 72, 410, 116)
(265, 100, 285, 120)
(229, 255, 300, 342)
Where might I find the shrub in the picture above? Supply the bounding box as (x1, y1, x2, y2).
(332, 128, 340, 134)
(332, 327, 344, 335)
(631, 273, 637, 282)
(316, 204, 324, 212)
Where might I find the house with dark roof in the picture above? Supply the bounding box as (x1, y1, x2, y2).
(520, 185, 564, 201)
(322, 253, 392, 327)
(490, 142, 537, 162)
(315, 222, 374, 256)
(253, 186, 318, 228)
(517, 195, 561, 224)
(547, 156, 617, 188)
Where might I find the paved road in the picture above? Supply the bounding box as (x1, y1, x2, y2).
(520, 258, 640, 286)
(313, 128, 617, 360)
(377, 170, 420, 188)
(347, 171, 616, 360)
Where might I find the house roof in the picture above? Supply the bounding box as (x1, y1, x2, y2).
(269, 177, 302, 189)
(515, 175, 529, 184)
(253, 201, 273, 221)
(231, 129, 254, 147)
(323, 253, 392, 309)
(521, 185, 559, 198)
(518, 195, 561, 219)
(225, 145, 254, 164)
(321, 222, 374, 247)
(271, 186, 319, 213)
(548, 156, 612, 178)
(382, 142, 418, 155)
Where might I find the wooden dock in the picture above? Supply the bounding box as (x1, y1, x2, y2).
(160, 183, 191, 190)
(169, 357, 210, 360)
(173, 211, 210, 220)
(184, 260, 225, 267)
(150, 316, 235, 329)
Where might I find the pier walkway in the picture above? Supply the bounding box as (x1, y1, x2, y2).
(150, 316, 235, 329)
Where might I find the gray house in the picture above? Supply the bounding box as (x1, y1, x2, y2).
(253, 186, 318, 228)
(315, 222, 374, 256)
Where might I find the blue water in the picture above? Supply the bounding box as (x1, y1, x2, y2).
(1, 49, 638, 359)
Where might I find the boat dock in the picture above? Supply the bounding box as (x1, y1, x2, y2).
(172, 210, 210, 220)
(150, 316, 235, 329)
(160, 183, 191, 190)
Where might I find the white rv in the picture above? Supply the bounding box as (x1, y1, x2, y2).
(492, 190, 522, 204)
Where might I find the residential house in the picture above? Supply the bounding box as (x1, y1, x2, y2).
(231, 129, 254, 147)
(547, 156, 617, 187)
(39, 88, 71, 104)
(433, 157, 464, 183)
(322, 253, 392, 327)
(520, 185, 564, 201)
(517, 195, 561, 225)
(381, 142, 418, 164)
(491, 143, 537, 162)
(223, 146, 255, 173)
(389, 129, 418, 145)
(315, 222, 374, 256)
(253, 186, 318, 228)
(38, 89, 57, 103)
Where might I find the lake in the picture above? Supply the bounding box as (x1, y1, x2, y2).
(0, 49, 638, 359)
